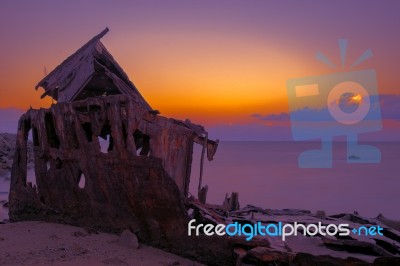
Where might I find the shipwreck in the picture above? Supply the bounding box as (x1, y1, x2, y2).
(9, 28, 224, 254)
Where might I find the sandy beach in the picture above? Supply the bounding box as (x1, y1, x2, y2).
(0, 221, 202, 266)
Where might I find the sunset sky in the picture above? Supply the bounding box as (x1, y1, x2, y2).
(1, 0, 399, 139)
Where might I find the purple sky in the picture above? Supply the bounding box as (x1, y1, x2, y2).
(0, 0, 400, 140)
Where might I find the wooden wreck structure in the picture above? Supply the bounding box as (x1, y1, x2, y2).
(9, 28, 219, 250)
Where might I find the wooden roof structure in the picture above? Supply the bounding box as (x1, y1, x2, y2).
(35, 28, 152, 111)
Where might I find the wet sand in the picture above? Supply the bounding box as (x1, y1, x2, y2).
(0, 221, 201, 266)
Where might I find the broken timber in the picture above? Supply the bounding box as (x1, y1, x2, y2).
(10, 94, 216, 224)
(9, 28, 225, 263)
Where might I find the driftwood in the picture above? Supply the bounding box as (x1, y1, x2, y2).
(222, 192, 240, 211)
(185, 193, 400, 265)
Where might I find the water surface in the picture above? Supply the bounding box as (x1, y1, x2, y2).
(189, 141, 400, 219)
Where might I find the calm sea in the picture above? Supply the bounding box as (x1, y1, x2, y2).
(189, 141, 400, 219)
(1, 141, 399, 220)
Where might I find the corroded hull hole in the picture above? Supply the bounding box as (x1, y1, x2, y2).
(133, 130, 150, 156)
(44, 113, 60, 149)
(77, 171, 86, 189)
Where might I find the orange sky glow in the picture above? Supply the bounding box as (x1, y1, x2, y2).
(1, 1, 399, 127)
